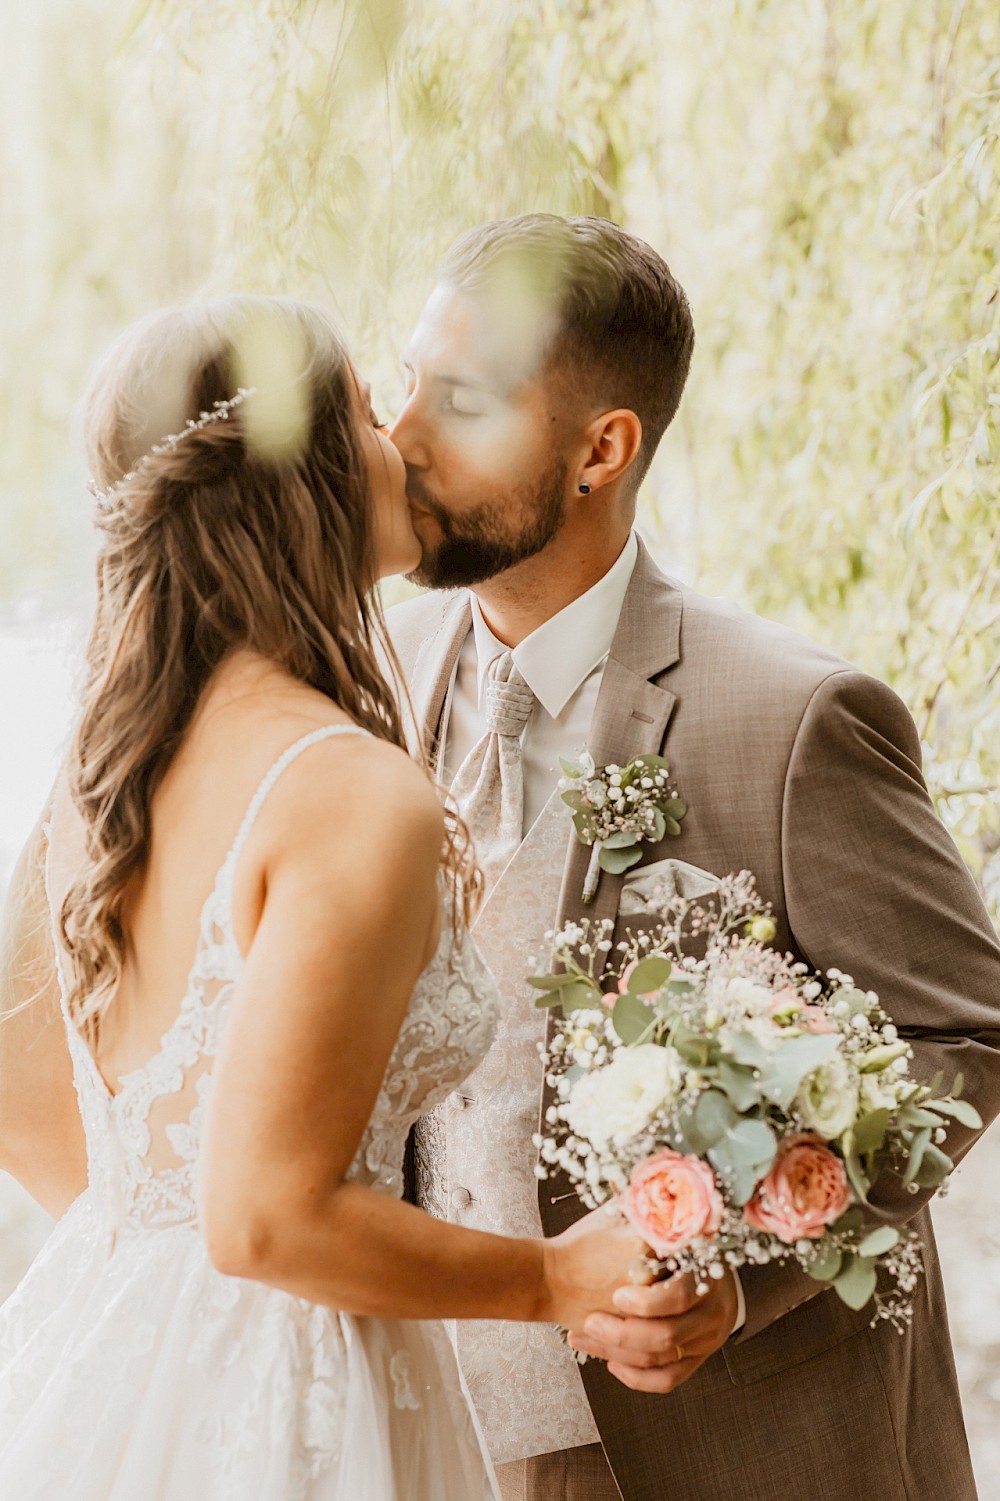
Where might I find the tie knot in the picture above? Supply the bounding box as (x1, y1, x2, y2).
(484, 652, 534, 738)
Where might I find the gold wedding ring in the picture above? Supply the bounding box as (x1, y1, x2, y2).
(673, 1341, 686, 1363)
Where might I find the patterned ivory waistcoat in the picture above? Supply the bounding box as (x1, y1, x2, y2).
(414, 789, 601, 1466)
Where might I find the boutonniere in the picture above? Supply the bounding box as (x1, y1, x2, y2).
(558, 751, 687, 904)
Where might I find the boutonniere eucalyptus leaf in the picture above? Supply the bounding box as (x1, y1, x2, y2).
(559, 751, 687, 903)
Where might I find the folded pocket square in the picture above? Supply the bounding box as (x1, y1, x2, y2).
(619, 857, 722, 917)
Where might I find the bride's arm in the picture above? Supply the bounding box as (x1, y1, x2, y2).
(0, 805, 88, 1217)
(199, 738, 638, 1328)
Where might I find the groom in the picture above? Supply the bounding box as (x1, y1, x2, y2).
(385, 213, 1000, 1501)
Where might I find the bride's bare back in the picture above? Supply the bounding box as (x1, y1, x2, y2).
(47, 652, 416, 1097)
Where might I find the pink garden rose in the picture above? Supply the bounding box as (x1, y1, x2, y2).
(767, 989, 835, 1034)
(743, 1133, 851, 1242)
(624, 1150, 724, 1256)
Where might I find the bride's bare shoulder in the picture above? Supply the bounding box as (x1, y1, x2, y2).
(192, 654, 441, 850)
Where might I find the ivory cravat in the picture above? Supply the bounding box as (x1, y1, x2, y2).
(450, 650, 535, 893)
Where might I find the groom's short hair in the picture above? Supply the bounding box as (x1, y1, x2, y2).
(439, 213, 694, 490)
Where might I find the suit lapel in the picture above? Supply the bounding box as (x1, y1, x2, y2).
(553, 538, 683, 939)
(541, 540, 685, 1235)
(407, 591, 472, 761)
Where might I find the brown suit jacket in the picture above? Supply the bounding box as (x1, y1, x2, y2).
(386, 538, 1000, 1501)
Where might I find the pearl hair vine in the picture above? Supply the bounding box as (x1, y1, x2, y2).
(87, 386, 257, 513)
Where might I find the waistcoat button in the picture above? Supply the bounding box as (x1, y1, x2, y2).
(450, 1186, 473, 1211)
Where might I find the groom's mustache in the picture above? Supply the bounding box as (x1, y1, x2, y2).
(405, 470, 448, 524)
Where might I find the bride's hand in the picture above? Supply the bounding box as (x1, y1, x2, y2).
(536, 1203, 650, 1331)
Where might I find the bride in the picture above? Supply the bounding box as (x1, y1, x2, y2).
(0, 296, 642, 1500)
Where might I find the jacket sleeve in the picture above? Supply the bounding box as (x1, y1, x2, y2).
(736, 668, 1000, 1343)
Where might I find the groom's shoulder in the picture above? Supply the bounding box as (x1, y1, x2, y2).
(672, 578, 867, 711)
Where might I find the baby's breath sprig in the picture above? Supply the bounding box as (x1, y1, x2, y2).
(559, 751, 687, 903)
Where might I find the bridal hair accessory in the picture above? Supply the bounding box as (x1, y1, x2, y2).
(558, 751, 687, 903)
(87, 386, 257, 512)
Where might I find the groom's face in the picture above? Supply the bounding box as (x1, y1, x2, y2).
(391, 284, 572, 589)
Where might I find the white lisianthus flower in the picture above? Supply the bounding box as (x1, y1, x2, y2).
(564, 1044, 682, 1152)
(859, 1071, 901, 1113)
(796, 1050, 860, 1139)
(725, 977, 775, 1016)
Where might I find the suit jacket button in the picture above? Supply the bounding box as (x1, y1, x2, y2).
(450, 1186, 472, 1211)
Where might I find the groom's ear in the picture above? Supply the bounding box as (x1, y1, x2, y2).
(576, 408, 644, 497)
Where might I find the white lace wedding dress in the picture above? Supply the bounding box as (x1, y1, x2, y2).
(0, 727, 502, 1500)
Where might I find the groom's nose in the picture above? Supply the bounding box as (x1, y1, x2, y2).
(388, 398, 431, 472)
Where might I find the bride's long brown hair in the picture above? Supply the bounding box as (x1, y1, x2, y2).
(65, 295, 479, 1043)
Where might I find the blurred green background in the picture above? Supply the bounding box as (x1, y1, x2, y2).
(1, 0, 998, 1481)
(2, 0, 998, 910)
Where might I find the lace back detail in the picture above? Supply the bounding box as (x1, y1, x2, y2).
(47, 725, 372, 1241)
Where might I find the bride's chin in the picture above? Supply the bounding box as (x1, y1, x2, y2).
(376, 538, 423, 581)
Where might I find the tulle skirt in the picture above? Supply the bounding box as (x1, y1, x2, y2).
(0, 1190, 498, 1500)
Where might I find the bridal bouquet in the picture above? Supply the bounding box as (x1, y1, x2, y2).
(530, 872, 980, 1328)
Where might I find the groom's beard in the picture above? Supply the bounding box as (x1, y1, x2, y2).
(405, 457, 567, 590)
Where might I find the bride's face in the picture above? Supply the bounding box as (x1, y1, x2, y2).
(352, 368, 422, 579)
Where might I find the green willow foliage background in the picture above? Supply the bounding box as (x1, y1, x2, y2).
(1, 0, 997, 908)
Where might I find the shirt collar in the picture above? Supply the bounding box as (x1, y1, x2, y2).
(469, 530, 640, 719)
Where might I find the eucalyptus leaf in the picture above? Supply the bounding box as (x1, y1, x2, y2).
(726, 1116, 778, 1168)
(671, 1018, 711, 1068)
(626, 956, 672, 994)
(914, 1142, 953, 1188)
(839, 988, 872, 1017)
(897, 1105, 948, 1129)
(662, 797, 687, 820)
(858, 1225, 899, 1257)
(559, 981, 603, 1015)
(612, 990, 654, 1044)
(841, 1131, 871, 1202)
(603, 828, 642, 849)
(693, 1089, 738, 1147)
(758, 1033, 841, 1108)
(717, 1059, 762, 1112)
(831, 1206, 865, 1234)
(806, 1245, 843, 1281)
(833, 1254, 878, 1311)
(533, 992, 568, 1009)
(730, 1032, 770, 1070)
(598, 843, 644, 874)
(706, 1146, 761, 1206)
(664, 816, 683, 837)
(560, 789, 588, 812)
(649, 807, 667, 841)
(902, 1125, 932, 1187)
(559, 757, 583, 777)
(927, 1098, 982, 1129)
(852, 1108, 890, 1154)
(527, 974, 576, 991)
(675, 1106, 708, 1157)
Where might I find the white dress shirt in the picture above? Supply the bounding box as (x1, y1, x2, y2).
(440, 531, 640, 831)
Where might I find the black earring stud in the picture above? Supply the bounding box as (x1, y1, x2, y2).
(578, 482, 591, 494)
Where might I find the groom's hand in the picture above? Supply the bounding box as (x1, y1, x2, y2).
(566, 1269, 739, 1394)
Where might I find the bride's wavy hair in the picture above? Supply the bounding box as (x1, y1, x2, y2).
(65, 294, 480, 1043)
